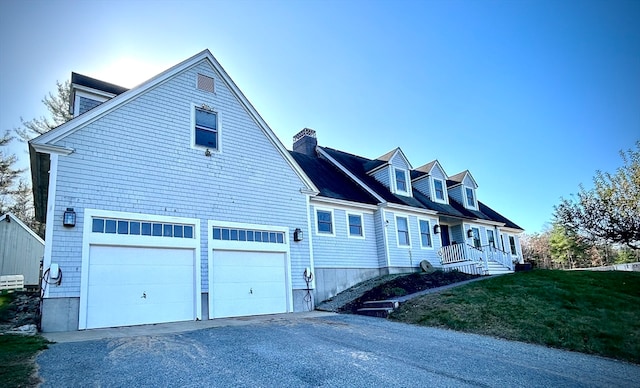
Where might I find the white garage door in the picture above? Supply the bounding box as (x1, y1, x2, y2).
(211, 250, 287, 318)
(86, 246, 196, 329)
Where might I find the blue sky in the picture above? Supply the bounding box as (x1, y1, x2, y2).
(1, 0, 638, 234)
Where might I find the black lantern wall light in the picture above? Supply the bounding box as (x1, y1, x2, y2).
(63, 208, 76, 227)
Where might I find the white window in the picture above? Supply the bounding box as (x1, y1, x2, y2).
(419, 219, 432, 248)
(433, 178, 445, 201)
(194, 107, 218, 149)
(509, 236, 517, 255)
(465, 187, 476, 208)
(471, 227, 481, 248)
(347, 213, 364, 238)
(487, 229, 496, 248)
(316, 209, 334, 235)
(394, 168, 408, 194)
(396, 216, 410, 247)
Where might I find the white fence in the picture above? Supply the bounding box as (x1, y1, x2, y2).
(0, 274, 25, 291)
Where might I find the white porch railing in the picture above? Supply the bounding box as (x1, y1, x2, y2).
(439, 243, 488, 273)
(439, 243, 516, 274)
(481, 245, 515, 271)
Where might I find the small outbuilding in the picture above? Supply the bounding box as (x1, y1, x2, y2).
(0, 213, 44, 287)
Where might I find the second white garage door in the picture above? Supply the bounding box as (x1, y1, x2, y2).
(210, 250, 287, 318)
(86, 246, 196, 329)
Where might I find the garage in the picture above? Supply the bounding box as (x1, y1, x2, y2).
(79, 209, 202, 330)
(85, 246, 196, 329)
(210, 250, 288, 318)
(208, 221, 291, 319)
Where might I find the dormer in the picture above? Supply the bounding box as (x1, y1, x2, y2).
(447, 170, 479, 210)
(412, 160, 449, 204)
(367, 148, 413, 197)
(69, 72, 128, 117)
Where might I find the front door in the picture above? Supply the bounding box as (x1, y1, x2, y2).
(440, 225, 451, 246)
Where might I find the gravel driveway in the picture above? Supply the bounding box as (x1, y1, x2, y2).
(37, 314, 640, 387)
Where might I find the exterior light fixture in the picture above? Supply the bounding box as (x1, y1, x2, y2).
(63, 208, 76, 227)
(467, 229, 473, 238)
(433, 224, 440, 234)
(294, 228, 303, 242)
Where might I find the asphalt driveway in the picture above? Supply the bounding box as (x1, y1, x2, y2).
(37, 314, 640, 387)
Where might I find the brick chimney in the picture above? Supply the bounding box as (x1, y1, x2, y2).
(293, 128, 317, 156)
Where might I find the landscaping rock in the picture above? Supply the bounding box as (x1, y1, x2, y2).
(0, 291, 40, 334)
(7, 324, 38, 335)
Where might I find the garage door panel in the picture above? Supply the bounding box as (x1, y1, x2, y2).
(212, 266, 284, 283)
(87, 301, 194, 329)
(211, 250, 288, 319)
(86, 246, 196, 329)
(211, 282, 286, 300)
(88, 264, 194, 286)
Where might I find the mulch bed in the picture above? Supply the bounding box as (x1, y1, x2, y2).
(340, 271, 480, 313)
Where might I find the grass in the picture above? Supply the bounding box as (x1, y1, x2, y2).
(0, 335, 49, 387)
(0, 292, 50, 387)
(390, 270, 640, 364)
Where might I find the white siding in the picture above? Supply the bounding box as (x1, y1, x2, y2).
(311, 205, 378, 269)
(47, 60, 311, 297)
(385, 211, 441, 269)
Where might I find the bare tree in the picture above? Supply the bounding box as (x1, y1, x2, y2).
(15, 80, 72, 141)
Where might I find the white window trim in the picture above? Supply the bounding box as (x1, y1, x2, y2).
(431, 177, 448, 204)
(395, 215, 412, 248)
(315, 207, 335, 237)
(508, 235, 519, 256)
(472, 227, 481, 247)
(463, 186, 478, 210)
(191, 103, 221, 152)
(346, 212, 365, 239)
(418, 217, 434, 250)
(487, 229, 496, 248)
(73, 90, 110, 117)
(393, 167, 412, 196)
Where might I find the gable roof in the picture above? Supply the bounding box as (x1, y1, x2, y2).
(29, 50, 319, 219)
(411, 159, 447, 181)
(1, 213, 44, 244)
(374, 148, 413, 170)
(447, 170, 478, 188)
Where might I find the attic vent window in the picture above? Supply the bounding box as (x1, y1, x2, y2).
(197, 74, 214, 93)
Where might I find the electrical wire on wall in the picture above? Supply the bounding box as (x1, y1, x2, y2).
(303, 268, 313, 311)
(39, 266, 62, 330)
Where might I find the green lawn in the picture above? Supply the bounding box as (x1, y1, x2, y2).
(390, 270, 640, 364)
(0, 292, 49, 387)
(0, 335, 49, 387)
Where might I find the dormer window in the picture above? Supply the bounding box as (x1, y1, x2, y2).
(433, 178, 445, 201)
(395, 169, 407, 192)
(465, 187, 476, 208)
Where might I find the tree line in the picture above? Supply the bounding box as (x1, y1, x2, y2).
(522, 141, 640, 268)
